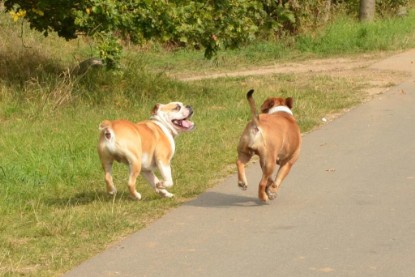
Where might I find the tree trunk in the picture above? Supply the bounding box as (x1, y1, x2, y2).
(322, 0, 331, 23)
(359, 0, 375, 22)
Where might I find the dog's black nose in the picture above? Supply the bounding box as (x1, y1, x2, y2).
(186, 105, 193, 115)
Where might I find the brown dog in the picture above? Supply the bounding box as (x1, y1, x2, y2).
(236, 89, 301, 202)
(97, 102, 195, 200)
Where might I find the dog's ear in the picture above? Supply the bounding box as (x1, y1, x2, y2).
(260, 98, 274, 113)
(151, 104, 160, 115)
(285, 97, 293, 109)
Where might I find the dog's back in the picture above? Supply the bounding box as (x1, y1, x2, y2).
(98, 120, 143, 164)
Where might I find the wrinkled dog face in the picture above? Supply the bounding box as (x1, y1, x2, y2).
(152, 102, 195, 132)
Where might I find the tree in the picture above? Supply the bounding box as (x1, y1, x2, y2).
(359, 0, 375, 22)
(322, 0, 331, 23)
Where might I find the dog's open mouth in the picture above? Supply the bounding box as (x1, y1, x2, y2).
(172, 117, 194, 130)
(172, 110, 195, 131)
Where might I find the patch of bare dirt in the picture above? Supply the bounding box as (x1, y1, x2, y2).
(176, 52, 413, 98)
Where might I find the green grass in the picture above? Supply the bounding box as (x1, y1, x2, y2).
(138, 9, 415, 76)
(1, 7, 415, 276)
(0, 70, 367, 276)
(297, 11, 415, 54)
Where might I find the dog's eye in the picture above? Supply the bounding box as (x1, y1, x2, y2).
(175, 104, 181, 111)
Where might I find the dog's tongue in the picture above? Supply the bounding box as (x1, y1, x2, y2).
(181, 120, 192, 128)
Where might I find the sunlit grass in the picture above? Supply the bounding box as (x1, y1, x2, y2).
(0, 64, 365, 275)
(297, 10, 415, 54)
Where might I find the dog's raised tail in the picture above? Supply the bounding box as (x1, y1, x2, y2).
(99, 120, 113, 140)
(246, 89, 259, 125)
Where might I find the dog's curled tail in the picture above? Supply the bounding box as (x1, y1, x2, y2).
(247, 89, 259, 125)
(99, 120, 113, 140)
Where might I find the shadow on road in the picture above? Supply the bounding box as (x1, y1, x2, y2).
(184, 191, 264, 208)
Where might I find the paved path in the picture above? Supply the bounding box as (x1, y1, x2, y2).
(65, 50, 415, 277)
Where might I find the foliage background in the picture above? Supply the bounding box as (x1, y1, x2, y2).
(4, 0, 409, 66)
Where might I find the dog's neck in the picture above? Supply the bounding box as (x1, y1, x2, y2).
(268, 106, 293, 116)
(151, 115, 178, 137)
(150, 115, 176, 155)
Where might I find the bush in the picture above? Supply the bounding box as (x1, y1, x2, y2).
(3, 0, 410, 67)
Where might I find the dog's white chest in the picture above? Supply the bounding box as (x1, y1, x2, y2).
(152, 120, 176, 154)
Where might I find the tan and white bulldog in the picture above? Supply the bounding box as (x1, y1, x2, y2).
(236, 89, 301, 202)
(97, 102, 195, 200)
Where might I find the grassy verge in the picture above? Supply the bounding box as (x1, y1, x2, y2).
(0, 8, 414, 276)
(138, 9, 415, 76)
(0, 69, 371, 276)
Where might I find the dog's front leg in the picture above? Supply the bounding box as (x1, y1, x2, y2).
(155, 162, 174, 189)
(142, 170, 160, 190)
(269, 160, 295, 197)
(258, 175, 270, 202)
(265, 178, 278, 200)
(258, 157, 276, 202)
(142, 170, 174, 198)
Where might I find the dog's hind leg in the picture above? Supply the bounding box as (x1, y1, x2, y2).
(236, 151, 252, 190)
(258, 156, 275, 202)
(101, 159, 117, 196)
(258, 170, 274, 202)
(128, 160, 142, 200)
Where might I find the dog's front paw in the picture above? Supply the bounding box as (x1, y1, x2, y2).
(158, 189, 174, 198)
(266, 185, 279, 200)
(156, 182, 165, 189)
(108, 188, 117, 195)
(156, 181, 173, 189)
(131, 192, 142, 201)
(238, 181, 248, 191)
(266, 190, 278, 200)
(259, 191, 269, 202)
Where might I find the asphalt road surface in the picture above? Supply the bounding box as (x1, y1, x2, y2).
(64, 50, 415, 277)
